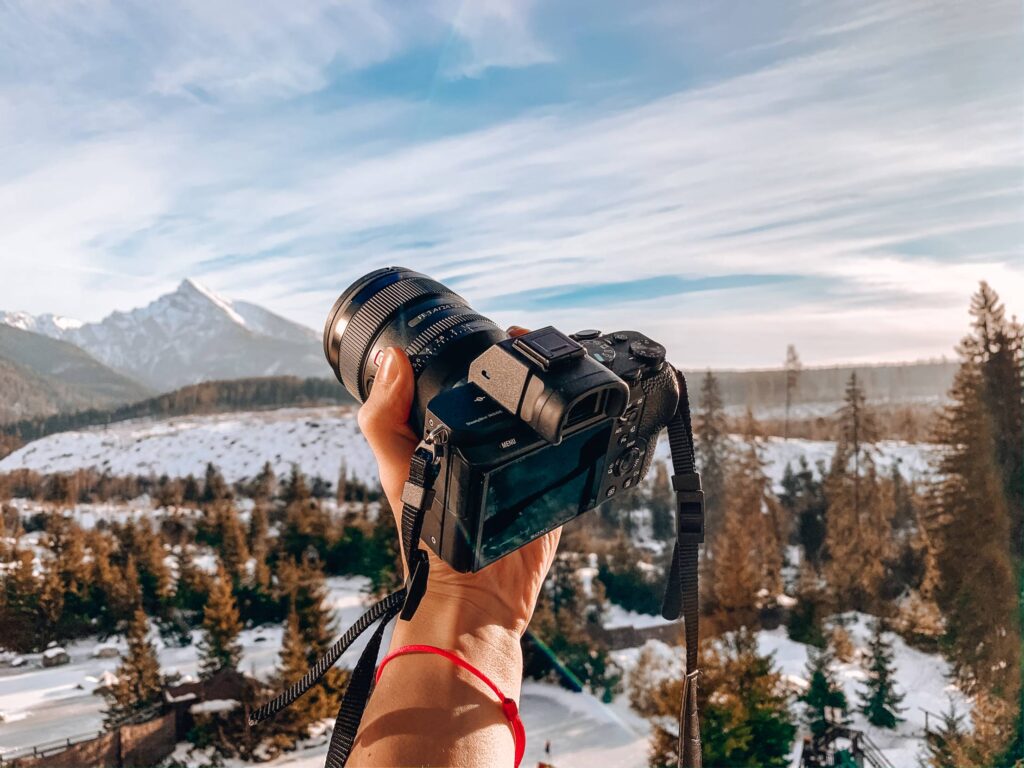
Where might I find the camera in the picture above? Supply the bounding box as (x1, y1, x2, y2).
(324, 267, 681, 572)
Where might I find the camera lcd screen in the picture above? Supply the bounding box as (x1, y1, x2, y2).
(478, 422, 611, 567)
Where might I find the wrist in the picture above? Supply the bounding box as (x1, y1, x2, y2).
(390, 589, 524, 700)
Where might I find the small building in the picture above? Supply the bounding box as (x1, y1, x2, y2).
(42, 646, 70, 667)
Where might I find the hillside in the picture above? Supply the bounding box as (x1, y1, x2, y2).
(0, 376, 354, 448)
(0, 406, 935, 487)
(0, 326, 151, 421)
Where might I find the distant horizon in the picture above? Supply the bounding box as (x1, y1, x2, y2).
(2, 275, 968, 373)
(1, 1, 1020, 368)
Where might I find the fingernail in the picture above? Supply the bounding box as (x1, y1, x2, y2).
(377, 347, 399, 385)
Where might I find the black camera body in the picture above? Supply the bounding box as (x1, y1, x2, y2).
(324, 268, 681, 572)
(420, 326, 679, 571)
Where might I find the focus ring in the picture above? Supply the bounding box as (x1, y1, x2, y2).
(339, 277, 460, 396)
(406, 310, 480, 357)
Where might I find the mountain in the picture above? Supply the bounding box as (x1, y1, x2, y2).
(0, 325, 152, 422)
(2, 279, 327, 391)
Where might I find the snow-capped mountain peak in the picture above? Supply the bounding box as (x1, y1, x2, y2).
(0, 280, 325, 391)
(0, 310, 83, 337)
(173, 278, 248, 327)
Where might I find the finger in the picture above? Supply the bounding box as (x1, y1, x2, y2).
(506, 325, 530, 338)
(357, 347, 418, 507)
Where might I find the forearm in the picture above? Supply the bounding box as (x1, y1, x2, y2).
(349, 592, 523, 767)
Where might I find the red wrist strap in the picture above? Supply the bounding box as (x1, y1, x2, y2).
(375, 644, 526, 767)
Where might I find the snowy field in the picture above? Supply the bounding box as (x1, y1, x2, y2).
(0, 407, 379, 486)
(0, 406, 938, 493)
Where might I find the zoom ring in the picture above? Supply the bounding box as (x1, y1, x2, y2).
(338, 277, 460, 398)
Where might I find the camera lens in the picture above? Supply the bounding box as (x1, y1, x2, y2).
(323, 267, 505, 428)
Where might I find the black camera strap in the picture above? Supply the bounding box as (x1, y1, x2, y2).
(660, 369, 704, 768)
(252, 370, 704, 768)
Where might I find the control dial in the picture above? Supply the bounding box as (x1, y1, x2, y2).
(629, 338, 666, 366)
(614, 445, 642, 476)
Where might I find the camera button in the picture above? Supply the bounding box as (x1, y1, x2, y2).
(573, 329, 601, 340)
(613, 332, 628, 343)
(617, 434, 630, 446)
(623, 477, 633, 489)
(605, 486, 617, 498)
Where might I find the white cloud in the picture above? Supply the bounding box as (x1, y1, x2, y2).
(0, 0, 1020, 367)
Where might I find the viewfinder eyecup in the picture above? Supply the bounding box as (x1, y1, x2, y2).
(468, 326, 628, 444)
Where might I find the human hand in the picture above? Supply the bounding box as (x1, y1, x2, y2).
(356, 327, 560, 641)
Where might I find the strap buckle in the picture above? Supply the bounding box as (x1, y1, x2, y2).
(672, 471, 705, 544)
(401, 481, 435, 511)
(400, 549, 430, 621)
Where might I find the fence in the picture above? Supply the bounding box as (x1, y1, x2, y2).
(0, 712, 176, 768)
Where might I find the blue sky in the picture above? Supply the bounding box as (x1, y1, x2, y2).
(0, 0, 1021, 367)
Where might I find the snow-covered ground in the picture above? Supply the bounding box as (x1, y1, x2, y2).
(0, 566, 959, 768)
(0, 406, 938, 493)
(0, 575, 650, 768)
(0, 407, 378, 486)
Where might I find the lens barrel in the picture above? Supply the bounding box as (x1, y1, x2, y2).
(323, 267, 505, 428)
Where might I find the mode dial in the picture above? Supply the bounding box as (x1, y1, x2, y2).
(629, 338, 666, 366)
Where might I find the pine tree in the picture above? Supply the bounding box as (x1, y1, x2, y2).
(201, 463, 231, 504)
(631, 630, 795, 768)
(198, 562, 243, 678)
(857, 618, 905, 728)
(784, 344, 802, 441)
(214, 502, 250, 584)
(799, 644, 849, 739)
(248, 502, 269, 553)
(38, 559, 64, 642)
(253, 461, 276, 502)
(2, 549, 40, 652)
(823, 373, 894, 611)
(182, 474, 201, 503)
(278, 557, 346, 718)
(931, 332, 1019, 699)
(104, 608, 162, 726)
(174, 545, 209, 614)
(268, 607, 318, 751)
(959, 282, 1023, 550)
(132, 522, 173, 615)
(780, 457, 828, 566)
(708, 420, 783, 623)
(696, 370, 730, 551)
(86, 530, 121, 634)
(282, 464, 310, 505)
(924, 699, 967, 768)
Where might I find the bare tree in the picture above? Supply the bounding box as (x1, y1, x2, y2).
(784, 345, 802, 440)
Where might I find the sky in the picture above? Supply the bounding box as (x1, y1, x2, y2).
(0, 0, 1021, 368)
